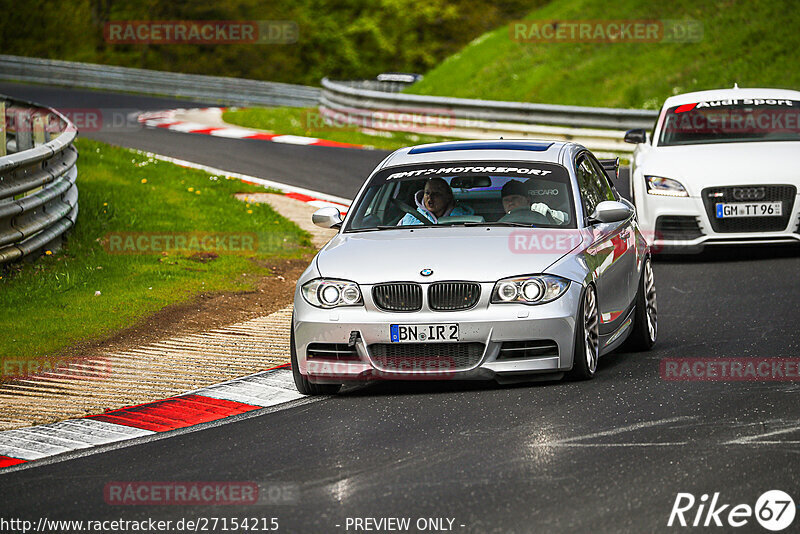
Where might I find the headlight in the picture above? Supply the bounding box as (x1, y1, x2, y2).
(491, 275, 569, 305)
(645, 175, 688, 197)
(301, 279, 363, 308)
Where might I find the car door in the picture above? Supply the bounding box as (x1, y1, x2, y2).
(587, 154, 639, 308)
(576, 153, 636, 335)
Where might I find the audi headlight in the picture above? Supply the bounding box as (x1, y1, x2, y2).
(301, 279, 363, 308)
(491, 275, 569, 305)
(645, 175, 688, 197)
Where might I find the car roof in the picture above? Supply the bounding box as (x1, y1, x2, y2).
(662, 86, 800, 108)
(378, 139, 580, 170)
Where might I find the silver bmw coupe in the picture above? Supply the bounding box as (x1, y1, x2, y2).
(291, 140, 657, 394)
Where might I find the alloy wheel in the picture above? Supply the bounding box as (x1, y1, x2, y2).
(644, 259, 658, 343)
(584, 286, 599, 373)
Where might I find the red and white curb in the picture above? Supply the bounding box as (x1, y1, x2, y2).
(138, 108, 365, 149)
(0, 153, 352, 473)
(0, 366, 304, 470)
(133, 149, 351, 214)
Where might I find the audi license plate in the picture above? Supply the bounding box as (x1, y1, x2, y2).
(390, 324, 459, 343)
(715, 202, 782, 218)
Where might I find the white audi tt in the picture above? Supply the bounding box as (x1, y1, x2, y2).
(625, 86, 800, 252)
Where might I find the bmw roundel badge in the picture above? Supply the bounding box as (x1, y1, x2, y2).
(420, 268, 433, 276)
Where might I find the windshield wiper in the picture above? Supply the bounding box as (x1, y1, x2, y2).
(459, 221, 534, 227)
(350, 222, 537, 232)
(347, 225, 403, 233)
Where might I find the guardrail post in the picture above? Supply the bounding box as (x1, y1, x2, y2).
(16, 108, 33, 151)
(32, 113, 45, 146)
(0, 101, 5, 157)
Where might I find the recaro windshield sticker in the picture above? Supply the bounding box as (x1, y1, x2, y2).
(386, 166, 553, 180)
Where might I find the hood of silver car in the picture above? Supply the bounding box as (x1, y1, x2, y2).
(315, 227, 584, 284)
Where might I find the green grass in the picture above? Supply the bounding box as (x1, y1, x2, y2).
(407, 0, 800, 109)
(222, 107, 460, 151)
(0, 138, 313, 370)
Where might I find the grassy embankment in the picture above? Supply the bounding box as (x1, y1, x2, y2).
(406, 0, 800, 109)
(0, 138, 313, 369)
(226, 0, 800, 148)
(222, 107, 460, 151)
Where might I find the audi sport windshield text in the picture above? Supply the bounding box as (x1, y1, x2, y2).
(658, 99, 800, 146)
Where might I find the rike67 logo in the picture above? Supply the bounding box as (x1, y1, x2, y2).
(668, 490, 796, 531)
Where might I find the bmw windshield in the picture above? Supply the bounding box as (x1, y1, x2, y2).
(344, 160, 576, 232)
(658, 99, 800, 146)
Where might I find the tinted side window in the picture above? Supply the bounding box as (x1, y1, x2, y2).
(576, 157, 604, 218)
(587, 157, 617, 202)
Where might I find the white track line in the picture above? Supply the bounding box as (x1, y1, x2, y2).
(724, 423, 800, 445)
(535, 416, 697, 448)
(132, 149, 351, 208)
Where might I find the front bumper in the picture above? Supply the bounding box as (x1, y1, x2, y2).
(293, 282, 582, 383)
(636, 189, 800, 252)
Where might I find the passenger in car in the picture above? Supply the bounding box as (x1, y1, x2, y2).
(501, 180, 531, 213)
(398, 177, 474, 225)
(501, 179, 569, 224)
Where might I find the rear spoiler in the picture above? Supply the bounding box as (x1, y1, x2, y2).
(599, 157, 619, 181)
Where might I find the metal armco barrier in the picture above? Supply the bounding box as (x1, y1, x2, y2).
(0, 55, 320, 108)
(320, 78, 659, 153)
(0, 96, 79, 264)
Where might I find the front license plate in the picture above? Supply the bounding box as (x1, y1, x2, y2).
(715, 202, 782, 218)
(390, 324, 459, 343)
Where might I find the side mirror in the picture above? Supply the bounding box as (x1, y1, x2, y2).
(624, 128, 647, 144)
(312, 206, 343, 229)
(589, 201, 633, 224)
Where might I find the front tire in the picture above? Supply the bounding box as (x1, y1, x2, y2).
(567, 284, 600, 380)
(290, 316, 342, 395)
(622, 257, 657, 351)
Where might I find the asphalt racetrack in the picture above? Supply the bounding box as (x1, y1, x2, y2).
(1, 83, 798, 533)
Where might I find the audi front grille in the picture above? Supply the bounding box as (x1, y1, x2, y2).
(372, 283, 423, 312)
(428, 282, 481, 311)
(702, 185, 796, 233)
